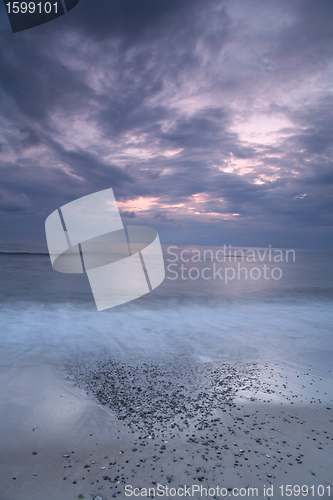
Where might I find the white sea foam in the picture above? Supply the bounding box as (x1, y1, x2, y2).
(0, 299, 332, 370)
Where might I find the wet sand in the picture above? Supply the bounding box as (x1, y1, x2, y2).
(0, 360, 332, 500)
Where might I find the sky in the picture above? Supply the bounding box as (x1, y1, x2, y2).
(0, 0, 332, 249)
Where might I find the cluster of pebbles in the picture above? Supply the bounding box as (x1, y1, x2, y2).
(55, 362, 332, 498)
(68, 360, 267, 433)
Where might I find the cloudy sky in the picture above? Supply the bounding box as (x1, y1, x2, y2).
(0, 0, 332, 249)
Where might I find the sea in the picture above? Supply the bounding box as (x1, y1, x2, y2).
(0, 240, 332, 376)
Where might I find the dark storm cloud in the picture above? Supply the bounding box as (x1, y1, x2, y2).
(52, 144, 133, 188)
(0, 191, 31, 212)
(154, 211, 178, 226)
(285, 97, 333, 156)
(64, 0, 209, 44)
(272, 0, 333, 71)
(162, 108, 231, 149)
(0, 36, 92, 124)
(0, 146, 136, 217)
(121, 210, 136, 219)
(20, 127, 41, 148)
(0, 0, 332, 247)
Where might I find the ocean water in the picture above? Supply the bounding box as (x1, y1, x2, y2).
(0, 242, 332, 372)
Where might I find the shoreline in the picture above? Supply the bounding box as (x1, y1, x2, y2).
(0, 359, 332, 500)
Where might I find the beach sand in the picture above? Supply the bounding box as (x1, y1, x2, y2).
(0, 360, 332, 500)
